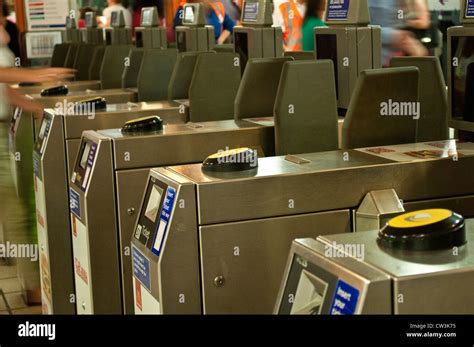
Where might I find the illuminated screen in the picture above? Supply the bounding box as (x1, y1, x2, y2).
(38, 118, 48, 140)
(85, 13, 94, 27)
(243, 2, 259, 22)
(316, 34, 339, 98)
(466, 0, 474, 18)
(141, 9, 151, 26)
(80, 142, 91, 169)
(144, 185, 163, 223)
(451, 36, 474, 123)
(183, 6, 195, 24)
(111, 11, 118, 26)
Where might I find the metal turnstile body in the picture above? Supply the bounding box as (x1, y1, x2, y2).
(33, 101, 184, 314)
(69, 119, 275, 314)
(10, 80, 102, 96)
(10, 89, 137, 197)
(132, 140, 474, 314)
(275, 220, 474, 314)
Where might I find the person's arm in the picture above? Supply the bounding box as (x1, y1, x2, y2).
(406, 0, 430, 30)
(6, 87, 43, 118)
(217, 14, 234, 44)
(0, 67, 75, 84)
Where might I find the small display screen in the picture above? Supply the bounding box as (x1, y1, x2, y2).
(243, 2, 259, 22)
(144, 185, 163, 223)
(66, 16, 73, 28)
(111, 11, 119, 26)
(316, 34, 339, 98)
(38, 118, 48, 140)
(80, 142, 91, 169)
(183, 6, 195, 24)
(466, 0, 474, 18)
(141, 9, 152, 26)
(85, 12, 94, 27)
(451, 36, 474, 122)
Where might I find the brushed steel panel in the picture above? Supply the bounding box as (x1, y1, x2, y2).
(62, 101, 187, 139)
(199, 210, 351, 313)
(35, 113, 75, 314)
(170, 153, 474, 225)
(115, 168, 151, 314)
(107, 119, 275, 169)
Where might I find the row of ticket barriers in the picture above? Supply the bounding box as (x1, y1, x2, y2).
(8, 0, 474, 314)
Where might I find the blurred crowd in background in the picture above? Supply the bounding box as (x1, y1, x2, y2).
(66, 0, 452, 64)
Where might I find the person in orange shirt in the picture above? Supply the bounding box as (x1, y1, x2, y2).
(273, 0, 306, 51)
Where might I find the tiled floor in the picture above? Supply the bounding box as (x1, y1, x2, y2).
(0, 260, 42, 315)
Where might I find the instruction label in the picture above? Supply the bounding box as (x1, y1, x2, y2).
(330, 280, 359, 315)
(327, 0, 350, 21)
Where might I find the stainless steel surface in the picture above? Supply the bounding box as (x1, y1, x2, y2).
(72, 133, 122, 314)
(275, 238, 392, 314)
(100, 118, 275, 169)
(144, 140, 474, 314)
(168, 143, 474, 225)
(75, 120, 275, 314)
(11, 80, 101, 95)
(116, 168, 151, 313)
(199, 210, 351, 313)
(317, 220, 474, 313)
(27, 88, 137, 108)
(36, 101, 188, 314)
(355, 189, 405, 233)
(33, 113, 75, 314)
(62, 101, 186, 138)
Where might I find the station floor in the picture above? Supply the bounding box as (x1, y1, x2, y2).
(0, 123, 41, 315)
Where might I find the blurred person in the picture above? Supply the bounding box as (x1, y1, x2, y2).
(0, 24, 75, 120)
(216, 0, 241, 23)
(1, 3, 19, 58)
(78, 7, 95, 28)
(301, 0, 326, 51)
(273, 0, 306, 51)
(173, 0, 235, 44)
(369, 0, 430, 66)
(103, 0, 132, 27)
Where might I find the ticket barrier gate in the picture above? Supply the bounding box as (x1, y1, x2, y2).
(129, 64, 472, 314)
(136, 140, 474, 314)
(70, 119, 275, 314)
(45, 50, 239, 314)
(233, 0, 283, 73)
(33, 101, 183, 314)
(275, 216, 474, 314)
(67, 54, 342, 314)
(315, 0, 381, 113)
(389, 56, 449, 142)
(175, 3, 215, 53)
(50, 16, 83, 69)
